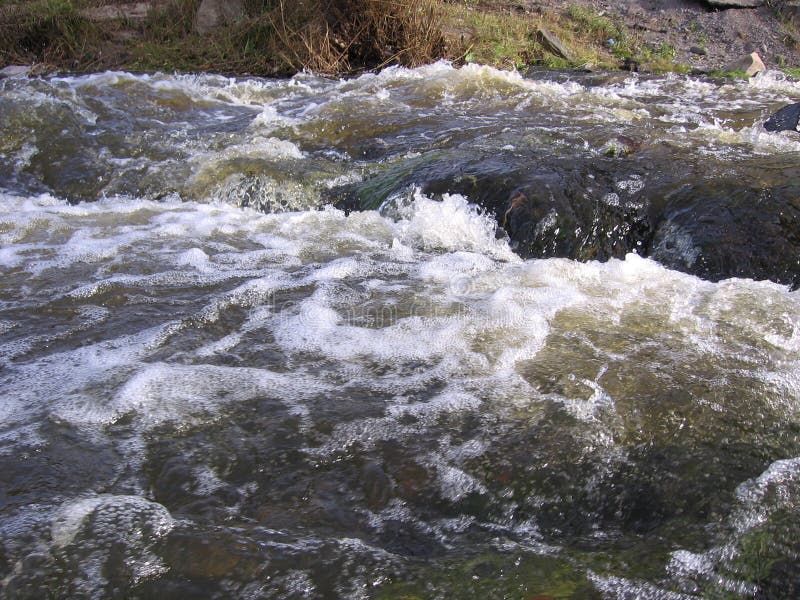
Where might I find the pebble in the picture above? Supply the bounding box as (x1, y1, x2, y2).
(0, 65, 32, 78)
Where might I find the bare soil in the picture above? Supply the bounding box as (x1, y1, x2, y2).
(517, 0, 800, 71)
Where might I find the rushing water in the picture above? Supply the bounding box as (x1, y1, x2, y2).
(1, 63, 800, 598)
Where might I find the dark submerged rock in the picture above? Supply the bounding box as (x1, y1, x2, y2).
(650, 181, 800, 287)
(331, 148, 800, 289)
(764, 102, 800, 132)
(361, 461, 393, 509)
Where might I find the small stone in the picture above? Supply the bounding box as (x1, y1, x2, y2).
(622, 57, 640, 72)
(690, 46, 708, 56)
(0, 65, 31, 78)
(80, 2, 151, 22)
(535, 28, 575, 62)
(724, 51, 766, 77)
(706, 0, 764, 7)
(195, 0, 244, 34)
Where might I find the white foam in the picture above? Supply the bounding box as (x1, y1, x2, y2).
(50, 494, 174, 590)
(588, 571, 693, 600)
(435, 461, 488, 502)
(279, 570, 317, 597)
(556, 373, 617, 423)
(176, 247, 211, 270)
(312, 257, 367, 281)
(1, 327, 162, 434)
(659, 456, 800, 598)
(748, 69, 800, 95)
(417, 251, 498, 287)
(273, 291, 472, 363)
(63, 362, 315, 428)
(392, 191, 518, 261)
(668, 549, 715, 579)
(734, 456, 800, 532)
(250, 104, 300, 131)
(387, 389, 482, 424)
(51, 494, 170, 547)
(216, 135, 304, 160)
(192, 465, 226, 496)
(0, 244, 28, 268)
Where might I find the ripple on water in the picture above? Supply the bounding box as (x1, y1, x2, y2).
(2, 66, 800, 598)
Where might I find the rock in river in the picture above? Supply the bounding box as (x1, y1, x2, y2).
(331, 146, 800, 289)
(764, 102, 800, 132)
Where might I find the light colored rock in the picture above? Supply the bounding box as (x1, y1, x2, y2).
(725, 51, 766, 76)
(80, 2, 152, 22)
(706, 0, 764, 7)
(0, 65, 32, 78)
(535, 28, 575, 63)
(195, 0, 244, 34)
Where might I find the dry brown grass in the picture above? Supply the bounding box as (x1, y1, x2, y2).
(0, 0, 669, 76)
(0, 1, 101, 69)
(0, 0, 445, 76)
(267, 0, 446, 75)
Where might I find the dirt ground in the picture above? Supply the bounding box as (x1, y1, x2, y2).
(518, 0, 800, 71)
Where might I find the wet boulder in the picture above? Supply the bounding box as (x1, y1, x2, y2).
(491, 164, 653, 262)
(502, 170, 800, 289)
(764, 102, 800, 132)
(331, 148, 800, 289)
(330, 149, 655, 263)
(650, 180, 800, 288)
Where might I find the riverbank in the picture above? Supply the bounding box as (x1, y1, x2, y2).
(2, 0, 800, 78)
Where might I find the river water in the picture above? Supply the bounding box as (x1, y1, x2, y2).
(1, 63, 800, 598)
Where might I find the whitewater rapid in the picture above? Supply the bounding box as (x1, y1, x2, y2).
(2, 63, 800, 598)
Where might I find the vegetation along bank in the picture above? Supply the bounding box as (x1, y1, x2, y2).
(4, 0, 800, 78)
